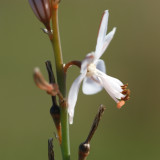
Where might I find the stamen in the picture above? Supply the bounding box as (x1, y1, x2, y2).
(121, 83, 128, 89)
(122, 89, 128, 95)
(121, 89, 130, 101)
(121, 95, 130, 101)
(121, 82, 130, 102)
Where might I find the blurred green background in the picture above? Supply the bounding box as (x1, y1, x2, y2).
(0, 0, 160, 159)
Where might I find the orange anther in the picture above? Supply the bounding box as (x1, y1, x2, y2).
(117, 100, 125, 109)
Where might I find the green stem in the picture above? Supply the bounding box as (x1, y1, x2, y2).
(51, 3, 70, 160)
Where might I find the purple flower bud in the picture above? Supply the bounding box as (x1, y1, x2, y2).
(28, 0, 51, 31)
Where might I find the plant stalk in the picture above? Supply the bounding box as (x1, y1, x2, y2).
(51, 3, 70, 160)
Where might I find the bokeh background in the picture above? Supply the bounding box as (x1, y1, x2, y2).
(0, 0, 160, 159)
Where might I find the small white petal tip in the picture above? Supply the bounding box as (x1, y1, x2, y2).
(112, 27, 116, 32)
(104, 10, 109, 14)
(68, 113, 73, 124)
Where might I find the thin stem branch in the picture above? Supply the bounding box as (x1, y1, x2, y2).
(78, 105, 106, 160)
(48, 138, 55, 160)
(45, 61, 62, 144)
(85, 105, 106, 144)
(64, 61, 81, 73)
(45, 61, 58, 107)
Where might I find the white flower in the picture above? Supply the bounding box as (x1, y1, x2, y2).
(68, 10, 129, 124)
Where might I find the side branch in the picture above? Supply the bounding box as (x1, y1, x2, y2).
(78, 105, 106, 160)
(45, 61, 62, 144)
(64, 61, 81, 73)
(85, 105, 105, 143)
(48, 138, 55, 160)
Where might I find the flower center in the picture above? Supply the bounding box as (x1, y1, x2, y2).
(86, 63, 96, 77)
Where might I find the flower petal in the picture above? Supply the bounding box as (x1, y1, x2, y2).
(96, 70, 125, 102)
(95, 10, 109, 59)
(94, 59, 106, 73)
(106, 74, 123, 87)
(29, 0, 46, 20)
(68, 73, 86, 124)
(96, 69, 123, 92)
(100, 27, 116, 58)
(80, 53, 94, 73)
(82, 76, 103, 95)
(98, 77, 119, 103)
(95, 27, 116, 60)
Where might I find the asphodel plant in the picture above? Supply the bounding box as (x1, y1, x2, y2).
(28, 0, 130, 160)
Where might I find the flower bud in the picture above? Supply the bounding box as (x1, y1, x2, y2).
(45, 61, 62, 144)
(79, 142, 90, 160)
(28, 0, 51, 31)
(50, 103, 62, 144)
(33, 68, 59, 96)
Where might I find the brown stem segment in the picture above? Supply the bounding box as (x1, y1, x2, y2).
(45, 61, 56, 84)
(48, 138, 55, 160)
(64, 61, 81, 73)
(78, 105, 106, 160)
(45, 61, 62, 144)
(85, 105, 105, 143)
